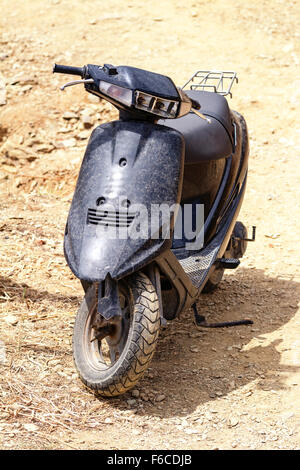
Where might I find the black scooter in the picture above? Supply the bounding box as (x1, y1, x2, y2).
(53, 63, 255, 397)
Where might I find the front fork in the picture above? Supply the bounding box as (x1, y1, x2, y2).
(82, 264, 164, 327)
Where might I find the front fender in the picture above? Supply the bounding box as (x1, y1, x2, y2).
(64, 120, 184, 281)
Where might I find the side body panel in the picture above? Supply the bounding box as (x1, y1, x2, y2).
(159, 111, 249, 320)
(175, 110, 249, 246)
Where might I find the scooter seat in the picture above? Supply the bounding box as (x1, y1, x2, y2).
(158, 90, 234, 163)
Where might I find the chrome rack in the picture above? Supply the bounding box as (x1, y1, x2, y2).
(182, 71, 238, 98)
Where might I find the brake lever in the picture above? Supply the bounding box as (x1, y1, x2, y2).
(60, 78, 94, 91)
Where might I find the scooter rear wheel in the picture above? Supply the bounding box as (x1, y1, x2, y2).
(202, 266, 225, 293)
(73, 272, 160, 397)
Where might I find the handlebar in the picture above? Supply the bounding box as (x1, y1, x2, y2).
(52, 63, 206, 120)
(53, 63, 86, 77)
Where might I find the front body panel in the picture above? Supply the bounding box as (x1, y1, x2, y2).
(64, 120, 184, 281)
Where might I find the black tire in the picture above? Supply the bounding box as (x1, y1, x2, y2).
(73, 272, 160, 397)
(202, 266, 225, 293)
(202, 220, 246, 293)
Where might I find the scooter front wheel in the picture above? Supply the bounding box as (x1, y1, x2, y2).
(73, 272, 160, 397)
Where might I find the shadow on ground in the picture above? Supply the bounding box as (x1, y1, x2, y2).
(1, 268, 299, 419)
(0, 275, 80, 306)
(107, 267, 300, 417)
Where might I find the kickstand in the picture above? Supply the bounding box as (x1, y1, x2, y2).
(192, 304, 253, 328)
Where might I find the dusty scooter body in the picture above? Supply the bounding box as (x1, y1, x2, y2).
(53, 63, 253, 396)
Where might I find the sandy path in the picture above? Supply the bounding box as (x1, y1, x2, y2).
(0, 0, 299, 450)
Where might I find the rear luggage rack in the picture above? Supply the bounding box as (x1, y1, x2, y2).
(182, 71, 238, 98)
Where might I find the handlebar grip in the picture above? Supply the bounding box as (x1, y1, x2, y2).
(53, 64, 85, 77)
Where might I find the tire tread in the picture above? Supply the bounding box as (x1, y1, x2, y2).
(73, 272, 160, 397)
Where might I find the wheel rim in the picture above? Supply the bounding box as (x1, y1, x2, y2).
(83, 285, 132, 372)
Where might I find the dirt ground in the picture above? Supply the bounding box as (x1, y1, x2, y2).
(0, 0, 299, 450)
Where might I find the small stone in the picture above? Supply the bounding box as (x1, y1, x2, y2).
(58, 127, 71, 134)
(131, 389, 140, 398)
(10, 75, 38, 86)
(81, 114, 94, 129)
(36, 144, 55, 153)
(35, 239, 46, 246)
(23, 423, 38, 432)
(20, 84, 33, 93)
(104, 417, 113, 424)
(184, 428, 198, 435)
(62, 111, 78, 120)
(77, 130, 90, 140)
(140, 393, 149, 402)
(0, 53, 9, 61)
(281, 412, 294, 421)
(156, 394, 166, 402)
(127, 399, 136, 406)
(5, 315, 18, 326)
(228, 417, 239, 427)
(61, 138, 77, 148)
(180, 419, 188, 427)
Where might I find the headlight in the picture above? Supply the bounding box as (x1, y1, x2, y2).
(134, 90, 179, 118)
(99, 81, 133, 106)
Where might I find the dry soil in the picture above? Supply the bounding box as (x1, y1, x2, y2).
(0, 0, 299, 450)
